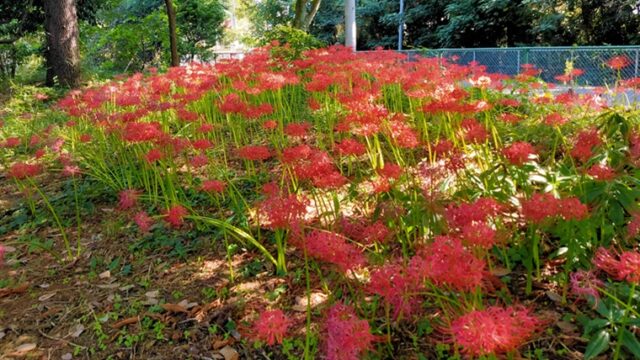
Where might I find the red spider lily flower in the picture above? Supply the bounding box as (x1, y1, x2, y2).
(312, 171, 348, 189)
(145, 148, 164, 163)
(302, 230, 366, 272)
(122, 122, 165, 143)
(201, 179, 226, 193)
(165, 205, 188, 228)
(570, 270, 603, 304)
(432, 139, 455, 155)
(335, 138, 366, 156)
(192, 138, 213, 151)
(445, 197, 503, 229)
(118, 189, 141, 210)
(177, 109, 199, 122)
(409, 236, 485, 292)
(282, 144, 312, 164)
(498, 98, 521, 107)
(503, 141, 537, 166)
(388, 120, 420, 148)
(79, 134, 92, 143)
(3, 137, 20, 148)
(570, 129, 601, 163)
(594, 247, 640, 284)
(544, 112, 567, 126)
(238, 145, 272, 161)
(253, 309, 290, 346)
(325, 303, 375, 360)
(62, 165, 81, 177)
(134, 211, 153, 233)
(460, 221, 497, 249)
(341, 217, 390, 245)
(34, 148, 46, 159)
(367, 262, 417, 319)
(627, 212, 640, 239)
(262, 120, 277, 130)
(29, 135, 40, 147)
(461, 119, 488, 143)
(607, 55, 631, 70)
(586, 164, 616, 181)
(8, 163, 41, 179)
(257, 193, 308, 230)
(189, 154, 209, 168)
(378, 163, 403, 180)
(521, 193, 588, 223)
(0, 245, 5, 266)
(450, 306, 540, 357)
(284, 122, 311, 137)
(198, 123, 215, 133)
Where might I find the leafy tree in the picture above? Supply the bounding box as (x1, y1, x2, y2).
(436, 0, 535, 47)
(176, 0, 226, 61)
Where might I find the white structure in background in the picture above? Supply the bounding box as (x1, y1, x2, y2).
(345, 0, 356, 50)
(211, 0, 248, 62)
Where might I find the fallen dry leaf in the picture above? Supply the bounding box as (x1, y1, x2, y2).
(161, 303, 188, 314)
(112, 316, 139, 329)
(38, 292, 56, 302)
(69, 324, 85, 338)
(219, 345, 239, 360)
(0, 283, 28, 298)
(7, 343, 37, 357)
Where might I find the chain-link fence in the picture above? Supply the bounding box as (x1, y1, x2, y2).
(396, 46, 640, 86)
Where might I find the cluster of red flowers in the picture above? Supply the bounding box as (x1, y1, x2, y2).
(325, 303, 374, 360)
(607, 55, 631, 70)
(340, 217, 390, 245)
(8, 162, 41, 180)
(410, 236, 486, 291)
(252, 309, 290, 346)
(335, 138, 366, 157)
(257, 192, 308, 230)
(570, 129, 601, 163)
(302, 230, 366, 272)
(200, 179, 226, 193)
(503, 141, 537, 166)
(521, 193, 588, 223)
(164, 204, 188, 228)
(570, 270, 603, 303)
(118, 189, 140, 210)
(367, 262, 418, 319)
(283, 146, 347, 189)
(593, 247, 640, 284)
(238, 145, 272, 161)
(450, 306, 540, 357)
(586, 164, 616, 181)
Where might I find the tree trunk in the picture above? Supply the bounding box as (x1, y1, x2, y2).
(165, 0, 179, 67)
(44, 0, 81, 87)
(293, 0, 306, 29)
(303, 0, 322, 30)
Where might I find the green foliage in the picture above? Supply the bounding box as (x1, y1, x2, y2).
(239, 0, 291, 43)
(176, 0, 226, 62)
(82, 8, 170, 76)
(260, 25, 325, 59)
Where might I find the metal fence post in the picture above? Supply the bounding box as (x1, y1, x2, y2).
(516, 50, 521, 74)
(473, 51, 476, 62)
(636, 49, 639, 78)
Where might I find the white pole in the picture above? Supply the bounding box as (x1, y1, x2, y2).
(398, 0, 404, 51)
(345, 0, 356, 51)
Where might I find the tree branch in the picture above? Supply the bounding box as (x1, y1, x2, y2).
(303, 0, 322, 30)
